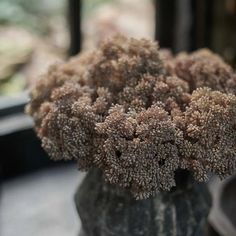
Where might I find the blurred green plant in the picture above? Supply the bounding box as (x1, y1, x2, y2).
(82, 0, 114, 17)
(0, 73, 26, 94)
(0, 0, 66, 34)
(0, 35, 33, 95)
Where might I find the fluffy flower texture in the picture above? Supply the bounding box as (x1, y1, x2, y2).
(26, 35, 236, 199)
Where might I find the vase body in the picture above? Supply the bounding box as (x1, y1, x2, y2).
(75, 169, 211, 236)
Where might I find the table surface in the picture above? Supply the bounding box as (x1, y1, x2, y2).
(1, 164, 84, 236)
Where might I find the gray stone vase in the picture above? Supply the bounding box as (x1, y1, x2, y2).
(75, 169, 211, 236)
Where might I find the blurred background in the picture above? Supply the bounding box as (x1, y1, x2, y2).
(0, 0, 235, 235)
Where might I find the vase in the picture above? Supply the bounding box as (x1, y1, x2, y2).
(74, 169, 211, 236)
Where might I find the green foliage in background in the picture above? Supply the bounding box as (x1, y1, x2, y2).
(82, 0, 115, 17)
(0, 0, 66, 34)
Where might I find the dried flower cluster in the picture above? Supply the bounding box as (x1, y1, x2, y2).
(26, 35, 236, 199)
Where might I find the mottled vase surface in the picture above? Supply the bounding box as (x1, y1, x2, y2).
(75, 169, 211, 236)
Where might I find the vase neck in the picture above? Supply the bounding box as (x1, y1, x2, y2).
(172, 170, 193, 192)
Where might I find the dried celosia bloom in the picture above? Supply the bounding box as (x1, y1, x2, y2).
(26, 35, 236, 199)
(95, 105, 182, 199)
(180, 88, 236, 181)
(167, 49, 236, 93)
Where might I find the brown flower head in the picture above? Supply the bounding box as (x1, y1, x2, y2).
(26, 35, 236, 199)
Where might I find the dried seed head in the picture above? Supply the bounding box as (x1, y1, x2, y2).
(27, 35, 236, 199)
